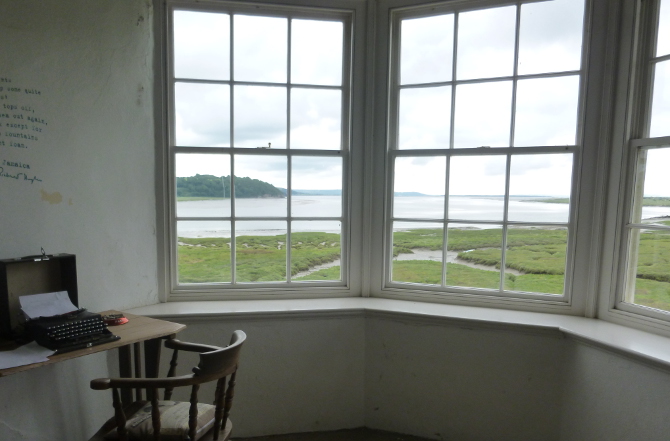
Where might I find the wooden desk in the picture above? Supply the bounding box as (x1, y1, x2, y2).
(0, 311, 186, 388)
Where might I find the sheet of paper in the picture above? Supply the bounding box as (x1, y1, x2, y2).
(0, 341, 55, 370)
(19, 291, 78, 319)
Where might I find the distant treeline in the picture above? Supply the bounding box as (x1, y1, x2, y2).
(177, 174, 284, 198)
(542, 197, 670, 207)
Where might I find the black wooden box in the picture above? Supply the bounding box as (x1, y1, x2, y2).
(0, 254, 78, 339)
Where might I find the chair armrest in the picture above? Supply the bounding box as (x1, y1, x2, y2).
(90, 374, 198, 390)
(164, 339, 222, 353)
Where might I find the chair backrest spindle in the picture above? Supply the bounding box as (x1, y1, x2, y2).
(221, 371, 237, 436)
(151, 390, 161, 441)
(112, 387, 129, 441)
(164, 348, 180, 400)
(189, 384, 200, 440)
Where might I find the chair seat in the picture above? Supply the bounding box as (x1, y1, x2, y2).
(89, 400, 232, 441)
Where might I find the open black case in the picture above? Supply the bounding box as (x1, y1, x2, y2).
(0, 253, 78, 340)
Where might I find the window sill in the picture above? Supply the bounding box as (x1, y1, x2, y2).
(125, 297, 670, 371)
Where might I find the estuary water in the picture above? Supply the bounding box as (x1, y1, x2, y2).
(176, 195, 670, 238)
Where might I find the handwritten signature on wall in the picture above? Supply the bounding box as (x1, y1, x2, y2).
(0, 166, 41, 183)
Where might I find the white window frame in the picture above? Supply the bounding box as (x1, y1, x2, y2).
(599, 0, 670, 334)
(366, 0, 612, 316)
(161, 0, 368, 301)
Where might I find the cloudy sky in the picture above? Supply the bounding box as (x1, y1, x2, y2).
(172, 0, 668, 199)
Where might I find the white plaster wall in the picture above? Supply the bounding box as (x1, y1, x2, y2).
(0, 352, 112, 441)
(0, 1, 157, 439)
(559, 342, 670, 441)
(364, 315, 566, 441)
(0, 0, 158, 312)
(159, 315, 367, 437)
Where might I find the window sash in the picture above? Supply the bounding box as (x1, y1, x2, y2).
(383, 0, 587, 301)
(165, 1, 354, 293)
(614, 0, 670, 321)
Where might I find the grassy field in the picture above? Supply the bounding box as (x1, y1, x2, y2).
(178, 232, 341, 283)
(178, 227, 670, 310)
(391, 228, 567, 294)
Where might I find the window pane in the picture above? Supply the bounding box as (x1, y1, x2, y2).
(291, 156, 342, 217)
(234, 15, 287, 83)
(457, 6, 516, 80)
(446, 225, 502, 289)
(508, 154, 573, 223)
(517, 0, 584, 75)
(175, 83, 230, 147)
(657, 0, 670, 57)
(514, 76, 580, 147)
(234, 85, 286, 148)
(176, 153, 231, 218)
(392, 223, 444, 284)
(234, 155, 287, 217)
(398, 86, 451, 150)
(626, 229, 670, 312)
(650, 60, 670, 138)
(290, 88, 341, 150)
(177, 221, 231, 284)
(291, 19, 343, 86)
(448, 156, 506, 221)
(174, 11, 229, 80)
(454, 81, 512, 148)
(236, 221, 287, 282)
(291, 221, 341, 281)
(393, 157, 446, 219)
(503, 226, 567, 295)
(634, 148, 670, 226)
(400, 14, 454, 85)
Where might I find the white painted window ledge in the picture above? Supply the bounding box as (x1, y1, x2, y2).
(125, 297, 670, 370)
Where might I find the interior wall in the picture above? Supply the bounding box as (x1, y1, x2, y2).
(559, 341, 670, 441)
(159, 314, 367, 438)
(364, 315, 566, 441)
(0, 1, 157, 439)
(0, 0, 158, 312)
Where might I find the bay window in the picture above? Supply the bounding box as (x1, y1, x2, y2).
(162, 0, 670, 336)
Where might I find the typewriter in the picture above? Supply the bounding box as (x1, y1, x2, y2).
(26, 309, 120, 354)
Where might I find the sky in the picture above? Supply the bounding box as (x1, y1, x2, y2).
(171, 0, 669, 198)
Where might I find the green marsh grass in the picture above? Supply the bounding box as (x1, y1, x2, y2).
(178, 227, 670, 309)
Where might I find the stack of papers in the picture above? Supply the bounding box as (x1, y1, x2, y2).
(0, 342, 54, 370)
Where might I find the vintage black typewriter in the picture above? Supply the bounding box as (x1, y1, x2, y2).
(26, 309, 120, 354)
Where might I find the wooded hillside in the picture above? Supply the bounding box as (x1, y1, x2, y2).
(177, 174, 284, 198)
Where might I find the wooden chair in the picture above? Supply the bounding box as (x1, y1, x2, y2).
(88, 330, 246, 441)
